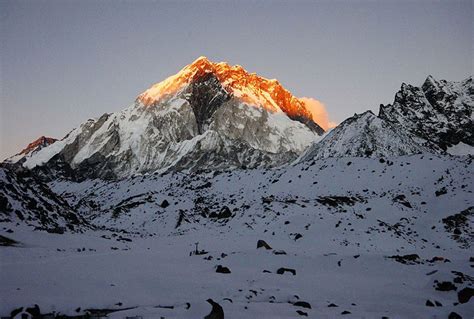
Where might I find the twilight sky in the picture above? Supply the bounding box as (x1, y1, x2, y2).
(0, 0, 472, 160)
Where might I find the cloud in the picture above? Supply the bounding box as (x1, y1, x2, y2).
(299, 97, 337, 131)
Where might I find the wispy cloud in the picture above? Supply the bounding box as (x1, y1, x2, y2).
(300, 97, 337, 131)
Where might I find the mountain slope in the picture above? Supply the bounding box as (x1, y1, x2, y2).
(298, 111, 439, 162)
(17, 57, 324, 180)
(379, 76, 473, 151)
(0, 165, 88, 232)
(9, 154, 468, 318)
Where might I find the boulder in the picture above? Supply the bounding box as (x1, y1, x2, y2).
(215, 265, 231, 274)
(204, 299, 224, 319)
(276, 267, 296, 275)
(257, 240, 272, 250)
(458, 287, 474, 304)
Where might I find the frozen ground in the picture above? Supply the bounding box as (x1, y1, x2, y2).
(1, 155, 473, 318)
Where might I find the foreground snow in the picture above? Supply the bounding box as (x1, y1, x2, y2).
(1, 155, 473, 318)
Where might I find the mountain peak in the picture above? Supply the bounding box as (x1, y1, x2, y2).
(137, 57, 325, 134)
(19, 136, 57, 156)
(193, 55, 210, 63)
(380, 76, 473, 150)
(188, 55, 214, 70)
(4, 135, 58, 165)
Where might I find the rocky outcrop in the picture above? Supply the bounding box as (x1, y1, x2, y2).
(379, 76, 473, 150)
(0, 165, 89, 231)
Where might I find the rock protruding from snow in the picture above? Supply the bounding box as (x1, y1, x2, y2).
(379, 76, 473, 151)
(298, 111, 438, 162)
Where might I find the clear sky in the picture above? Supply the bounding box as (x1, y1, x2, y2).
(1, 0, 472, 160)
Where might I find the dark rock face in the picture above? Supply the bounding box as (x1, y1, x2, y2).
(379, 76, 473, 150)
(442, 207, 474, 248)
(186, 72, 231, 134)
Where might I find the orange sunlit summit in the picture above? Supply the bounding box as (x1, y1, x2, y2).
(138, 56, 333, 131)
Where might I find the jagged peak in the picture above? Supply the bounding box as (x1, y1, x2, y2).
(358, 110, 376, 118)
(425, 74, 436, 82)
(18, 136, 57, 156)
(192, 55, 210, 63)
(137, 57, 325, 133)
(422, 74, 440, 90)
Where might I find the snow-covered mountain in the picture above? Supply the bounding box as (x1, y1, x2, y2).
(379, 76, 473, 151)
(298, 111, 440, 162)
(4, 136, 57, 165)
(298, 76, 473, 162)
(15, 57, 324, 180)
(1, 72, 473, 318)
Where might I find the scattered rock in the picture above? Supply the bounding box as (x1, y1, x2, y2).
(388, 254, 420, 265)
(316, 196, 362, 208)
(435, 187, 447, 196)
(215, 265, 231, 274)
(392, 194, 412, 208)
(276, 267, 296, 275)
(160, 199, 170, 208)
(296, 310, 308, 316)
(293, 301, 311, 309)
(293, 233, 303, 241)
(209, 206, 232, 219)
(448, 312, 462, 319)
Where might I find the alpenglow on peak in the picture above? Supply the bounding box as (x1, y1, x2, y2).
(138, 56, 325, 134)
